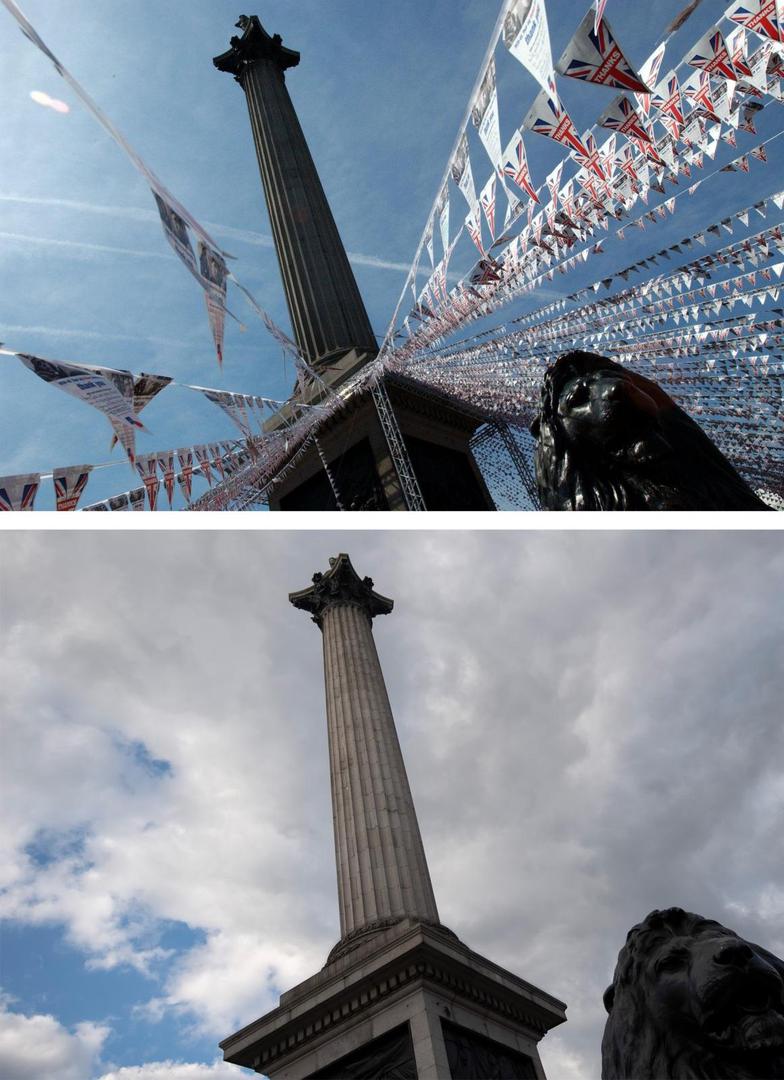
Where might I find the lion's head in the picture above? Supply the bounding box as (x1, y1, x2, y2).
(530, 351, 770, 510)
(602, 907, 784, 1079)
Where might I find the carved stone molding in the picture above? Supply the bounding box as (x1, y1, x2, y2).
(289, 553, 393, 628)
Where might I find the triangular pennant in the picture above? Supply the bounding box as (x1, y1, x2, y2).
(557, 9, 651, 93)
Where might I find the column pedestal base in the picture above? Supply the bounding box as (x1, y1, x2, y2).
(220, 920, 566, 1078)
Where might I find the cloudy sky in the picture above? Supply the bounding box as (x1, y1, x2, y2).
(1, 0, 781, 507)
(0, 528, 782, 1078)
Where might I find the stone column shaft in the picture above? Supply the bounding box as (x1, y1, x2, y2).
(214, 17, 378, 367)
(321, 602, 439, 936)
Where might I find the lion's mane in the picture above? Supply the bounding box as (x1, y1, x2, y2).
(531, 352, 770, 510)
(602, 908, 784, 1079)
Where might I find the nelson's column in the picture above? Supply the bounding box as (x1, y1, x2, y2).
(219, 554, 566, 1078)
(213, 17, 495, 511)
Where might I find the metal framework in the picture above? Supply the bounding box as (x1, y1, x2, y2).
(370, 378, 427, 511)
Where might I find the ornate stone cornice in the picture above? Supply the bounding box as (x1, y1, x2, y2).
(289, 553, 393, 628)
(213, 15, 300, 84)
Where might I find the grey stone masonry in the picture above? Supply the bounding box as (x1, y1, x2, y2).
(213, 17, 379, 368)
(289, 556, 441, 952)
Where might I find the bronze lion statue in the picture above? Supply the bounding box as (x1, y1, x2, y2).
(602, 907, 784, 1079)
(530, 351, 770, 510)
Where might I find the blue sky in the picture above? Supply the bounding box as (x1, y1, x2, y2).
(1, 0, 781, 508)
(1, 530, 783, 1080)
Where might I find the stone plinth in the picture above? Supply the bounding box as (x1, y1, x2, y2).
(220, 920, 567, 1079)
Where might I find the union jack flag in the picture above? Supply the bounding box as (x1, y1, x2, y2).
(572, 132, 607, 179)
(727, 0, 782, 43)
(176, 449, 193, 502)
(524, 87, 589, 158)
(210, 444, 225, 480)
(599, 94, 653, 142)
(501, 130, 539, 203)
(653, 73, 685, 135)
(53, 468, 90, 511)
(683, 70, 719, 119)
(195, 445, 213, 487)
(135, 456, 160, 511)
(688, 28, 739, 81)
(156, 453, 176, 506)
(558, 11, 650, 93)
(0, 475, 39, 511)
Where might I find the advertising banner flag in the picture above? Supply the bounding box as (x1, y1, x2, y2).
(198, 242, 229, 367)
(109, 371, 172, 450)
(471, 57, 502, 166)
(502, 0, 555, 94)
(18, 354, 145, 463)
(466, 204, 485, 254)
(52, 464, 91, 511)
(0, 472, 39, 511)
(726, 1, 782, 44)
(598, 93, 653, 141)
(129, 487, 146, 511)
(480, 175, 497, 239)
(436, 182, 450, 254)
(156, 451, 176, 507)
(153, 192, 198, 276)
(557, 9, 652, 93)
(176, 449, 194, 503)
(450, 132, 477, 209)
(500, 128, 539, 202)
(194, 445, 214, 486)
(523, 87, 589, 157)
(425, 219, 435, 267)
(135, 455, 160, 511)
(108, 493, 129, 511)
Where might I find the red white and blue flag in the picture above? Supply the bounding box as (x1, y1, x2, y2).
(594, 0, 609, 35)
(135, 454, 160, 511)
(572, 131, 607, 179)
(0, 472, 39, 511)
(682, 69, 720, 119)
(727, 0, 783, 44)
(598, 93, 654, 142)
(52, 464, 91, 511)
(652, 73, 685, 138)
(523, 87, 589, 158)
(556, 9, 651, 93)
(500, 128, 539, 202)
(156, 451, 176, 507)
(176, 448, 194, 503)
(725, 25, 754, 77)
(194, 445, 214, 487)
(687, 27, 739, 81)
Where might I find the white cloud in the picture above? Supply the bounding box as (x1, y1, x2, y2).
(97, 1062, 239, 1080)
(0, 531, 782, 1078)
(0, 997, 108, 1080)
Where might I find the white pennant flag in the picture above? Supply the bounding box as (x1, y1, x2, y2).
(502, 0, 555, 94)
(471, 57, 502, 167)
(450, 131, 477, 209)
(52, 464, 91, 511)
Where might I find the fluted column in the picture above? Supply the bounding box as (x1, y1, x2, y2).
(290, 555, 440, 948)
(214, 16, 378, 368)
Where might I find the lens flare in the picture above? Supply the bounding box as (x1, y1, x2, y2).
(30, 90, 69, 113)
